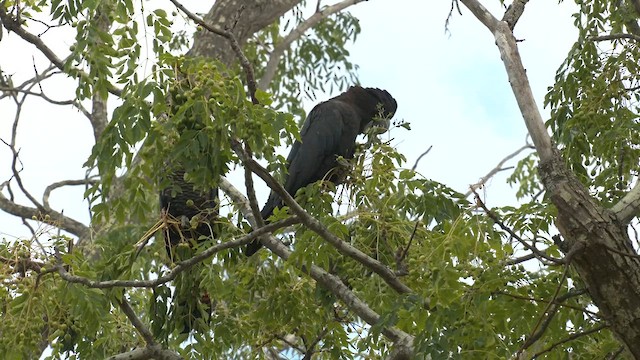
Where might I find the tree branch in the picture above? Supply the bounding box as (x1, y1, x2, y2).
(591, 33, 640, 42)
(218, 178, 415, 359)
(0, 6, 122, 97)
(168, 0, 259, 104)
(258, 0, 367, 90)
(465, 142, 533, 197)
(42, 179, 97, 212)
(501, 0, 529, 30)
(459, 0, 554, 162)
(116, 297, 156, 346)
(0, 181, 90, 238)
(55, 216, 299, 289)
(106, 345, 183, 360)
(232, 143, 417, 297)
(612, 180, 640, 224)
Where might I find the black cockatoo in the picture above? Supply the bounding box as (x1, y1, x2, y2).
(245, 86, 397, 256)
(160, 169, 218, 333)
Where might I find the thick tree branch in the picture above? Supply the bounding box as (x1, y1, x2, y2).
(501, 0, 529, 30)
(258, 0, 366, 90)
(219, 178, 415, 359)
(460, 0, 554, 162)
(106, 345, 183, 360)
(232, 144, 417, 297)
(612, 180, 640, 224)
(0, 181, 90, 238)
(55, 217, 298, 289)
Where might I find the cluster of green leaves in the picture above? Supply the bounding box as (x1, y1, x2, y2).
(16, 0, 171, 100)
(85, 55, 295, 226)
(545, 0, 640, 205)
(0, 230, 146, 359)
(244, 2, 361, 120)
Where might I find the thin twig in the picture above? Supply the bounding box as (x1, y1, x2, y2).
(43, 178, 98, 211)
(465, 143, 533, 197)
(243, 145, 265, 228)
(411, 146, 432, 171)
(531, 324, 609, 358)
(472, 188, 563, 264)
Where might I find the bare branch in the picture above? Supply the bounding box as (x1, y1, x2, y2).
(612, 180, 640, 224)
(0, 181, 90, 238)
(116, 297, 156, 346)
(43, 178, 97, 211)
(465, 142, 533, 197)
(243, 147, 265, 228)
(411, 146, 432, 172)
(258, 0, 367, 90)
(0, 7, 122, 97)
(501, 252, 536, 265)
(591, 33, 640, 42)
(459, 0, 499, 31)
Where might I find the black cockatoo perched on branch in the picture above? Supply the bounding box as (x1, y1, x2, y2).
(160, 169, 218, 333)
(245, 86, 398, 256)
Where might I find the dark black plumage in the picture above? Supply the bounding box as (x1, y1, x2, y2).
(159, 170, 218, 333)
(160, 170, 218, 259)
(245, 86, 397, 256)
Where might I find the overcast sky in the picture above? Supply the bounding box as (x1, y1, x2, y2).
(0, 0, 578, 241)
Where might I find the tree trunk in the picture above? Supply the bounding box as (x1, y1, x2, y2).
(187, 0, 301, 63)
(540, 152, 640, 357)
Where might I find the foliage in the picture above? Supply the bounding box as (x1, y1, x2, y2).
(0, 0, 637, 359)
(245, 3, 361, 121)
(545, 0, 640, 205)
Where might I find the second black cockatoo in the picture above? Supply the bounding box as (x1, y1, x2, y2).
(160, 170, 218, 333)
(245, 86, 397, 256)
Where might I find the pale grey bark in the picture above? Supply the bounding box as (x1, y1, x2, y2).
(459, 0, 640, 356)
